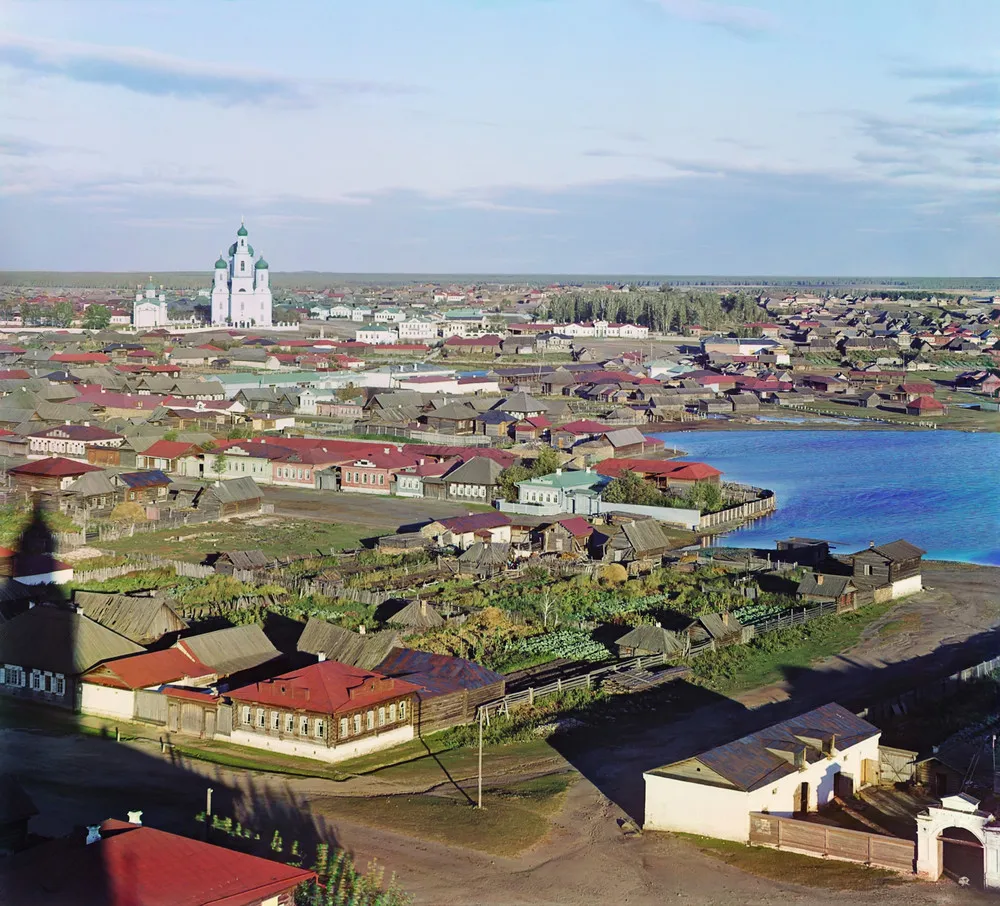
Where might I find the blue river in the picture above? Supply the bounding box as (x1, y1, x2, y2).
(653, 430, 1000, 566)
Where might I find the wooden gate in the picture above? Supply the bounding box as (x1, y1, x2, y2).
(216, 703, 232, 737)
(134, 690, 167, 725)
(879, 745, 917, 784)
(181, 702, 204, 736)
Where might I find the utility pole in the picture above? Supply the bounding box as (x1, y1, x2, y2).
(476, 707, 484, 809)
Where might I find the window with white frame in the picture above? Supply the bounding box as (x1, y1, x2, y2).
(285, 714, 294, 733)
(300, 716, 309, 735)
(366, 710, 374, 731)
(242, 706, 251, 725)
(315, 719, 325, 739)
(53, 673, 65, 695)
(353, 714, 361, 734)
(29, 670, 43, 692)
(399, 700, 407, 720)
(340, 717, 348, 738)
(256, 708, 266, 728)
(389, 703, 396, 722)
(271, 712, 280, 731)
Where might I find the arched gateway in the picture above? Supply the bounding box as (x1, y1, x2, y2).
(916, 793, 1000, 889)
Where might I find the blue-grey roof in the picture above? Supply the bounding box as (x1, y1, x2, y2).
(377, 647, 504, 697)
(649, 702, 879, 792)
(117, 469, 171, 488)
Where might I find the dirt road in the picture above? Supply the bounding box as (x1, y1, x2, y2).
(3, 564, 997, 905)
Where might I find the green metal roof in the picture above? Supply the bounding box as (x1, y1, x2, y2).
(215, 256, 227, 269)
(237, 222, 248, 236)
(255, 257, 269, 269)
(517, 469, 603, 490)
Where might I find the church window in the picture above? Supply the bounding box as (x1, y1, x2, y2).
(240, 261, 246, 272)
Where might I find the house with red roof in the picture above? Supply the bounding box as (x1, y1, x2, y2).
(540, 516, 594, 554)
(227, 660, 421, 762)
(0, 816, 315, 905)
(338, 449, 419, 495)
(420, 511, 512, 549)
(906, 396, 946, 417)
(551, 419, 613, 449)
(596, 457, 723, 490)
(135, 440, 202, 472)
(50, 352, 111, 365)
(80, 647, 217, 721)
(7, 457, 103, 493)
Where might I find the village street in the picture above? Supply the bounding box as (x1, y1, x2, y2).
(2, 563, 997, 906)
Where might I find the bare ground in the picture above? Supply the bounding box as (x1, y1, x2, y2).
(3, 564, 998, 905)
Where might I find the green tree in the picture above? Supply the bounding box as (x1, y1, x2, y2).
(82, 304, 112, 330)
(497, 463, 530, 502)
(530, 446, 560, 477)
(51, 301, 75, 327)
(162, 429, 179, 442)
(212, 453, 228, 478)
(600, 469, 658, 505)
(686, 480, 724, 513)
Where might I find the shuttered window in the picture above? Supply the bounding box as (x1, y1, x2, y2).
(389, 703, 396, 722)
(353, 714, 361, 734)
(54, 674, 66, 697)
(399, 701, 407, 720)
(256, 708, 265, 728)
(340, 718, 348, 738)
(366, 711, 374, 731)
(378, 707, 386, 727)
(300, 716, 309, 735)
(241, 706, 251, 725)
(315, 719, 325, 739)
(285, 714, 295, 733)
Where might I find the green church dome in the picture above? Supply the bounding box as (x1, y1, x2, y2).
(215, 256, 227, 269)
(255, 257, 269, 270)
(237, 222, 248, 237)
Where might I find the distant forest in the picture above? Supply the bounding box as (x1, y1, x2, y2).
(1, 272, 998, 293)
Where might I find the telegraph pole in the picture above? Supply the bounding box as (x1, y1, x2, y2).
(476, 707, 484, 809)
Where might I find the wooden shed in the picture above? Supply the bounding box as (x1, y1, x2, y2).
(376, 647, 505, 734)
(73, 590, 188, 647)
(213, 550, 274, 575)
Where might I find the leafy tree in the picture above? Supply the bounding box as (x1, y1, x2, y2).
(685, 480, 724, 513)
(82, 304, 111, 330)
(498, 463, 530, 502)
(51, 301, 75, 327)
(212, 453, 228, 478)
(530, 446, 560, 477)
(162, 430, 179, 442)
(601, 469, 658, 505)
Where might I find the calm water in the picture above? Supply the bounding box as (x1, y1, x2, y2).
(653, 430, 1000, 565)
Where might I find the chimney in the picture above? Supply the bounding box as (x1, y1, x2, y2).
(317, 652, 326, 662)
(869, 540, 875, 549)
(127, 810, 143, 825)
(358, 624, 366, 635)
(794, 747, 807, 771)
(555, 468, 562, 475)
(64, 419, 70, 425)
(420, 600, 427, 616)
(826, 734, 838, 756)
(86, 825, 102, 845)
(816, 574, 824, 585)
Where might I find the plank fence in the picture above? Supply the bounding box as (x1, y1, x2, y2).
(748, 812, 915, 874)
(747, 601, 837, 637)
(480, 653, 697, 719)
(74, 555, 215, 582)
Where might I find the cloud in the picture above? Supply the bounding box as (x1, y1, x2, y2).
(0, 135, 48, 156)
(0, 32, 416, 107)
(456, 200, 559, 215)
(647, 0, 779, 37)
(894, 63, 1000, 110)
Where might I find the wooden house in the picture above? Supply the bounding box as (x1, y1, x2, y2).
(116, 469, 171, 504)
(297, 618, 402, 671)
(615, 624, 688, 658)
(196, 477, 264, 517)
(848, 539, 925, 598)
(213, 549, 274, 575)
(73, 590, 187, 647)
(796, 573, 858, 611)
(7, 457, 103, 493)
(378, 599, 445, 631)
(420, 402, 478, 435)
(227, 660, 421, 763)
(0, 606, 142, 710)
(540, 516, 593, 554)
(440, 456, 503, 503)
(376, 647, 505, 734)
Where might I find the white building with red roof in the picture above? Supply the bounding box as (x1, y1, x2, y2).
(227, 659, 421, 762)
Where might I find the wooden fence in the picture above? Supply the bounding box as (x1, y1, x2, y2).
(480, 653, 695, 719)
(74, 555, 215, 582)
(748, 812, 915, 874)
(746, 601, 837, 637)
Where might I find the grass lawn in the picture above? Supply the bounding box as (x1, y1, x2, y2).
(314, 772, 575, 857)
(675, 833, 908, 892)
(691, 601, 897, 694)
(102, 518, 378, 562)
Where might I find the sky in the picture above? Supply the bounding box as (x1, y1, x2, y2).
(1, 0, 998, 275)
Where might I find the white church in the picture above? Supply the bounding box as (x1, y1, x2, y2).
(211, 220, 272, 327)
(132, 279, 169, 329)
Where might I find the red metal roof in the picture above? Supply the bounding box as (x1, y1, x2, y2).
(83, 647, 214, 690)
(596, 458, 722, 481)
(908, 395, 945, 410)
(228, 660, 421, 714)
(50, 352, 111, 364)
(555, 419, 612, 434)
(0, 818, 315, 905)
(140, 439, 200, 459)
(555, 516, 593, 537)
(10, 457, 102, 477)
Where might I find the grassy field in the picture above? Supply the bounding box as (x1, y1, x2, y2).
(314, 772, 575, 857)
(690, 601, 897, 694)
(675, 834, 908, 892)
(102, 518, 377, 562)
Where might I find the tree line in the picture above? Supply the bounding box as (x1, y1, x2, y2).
(538, 289, 763, 333)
